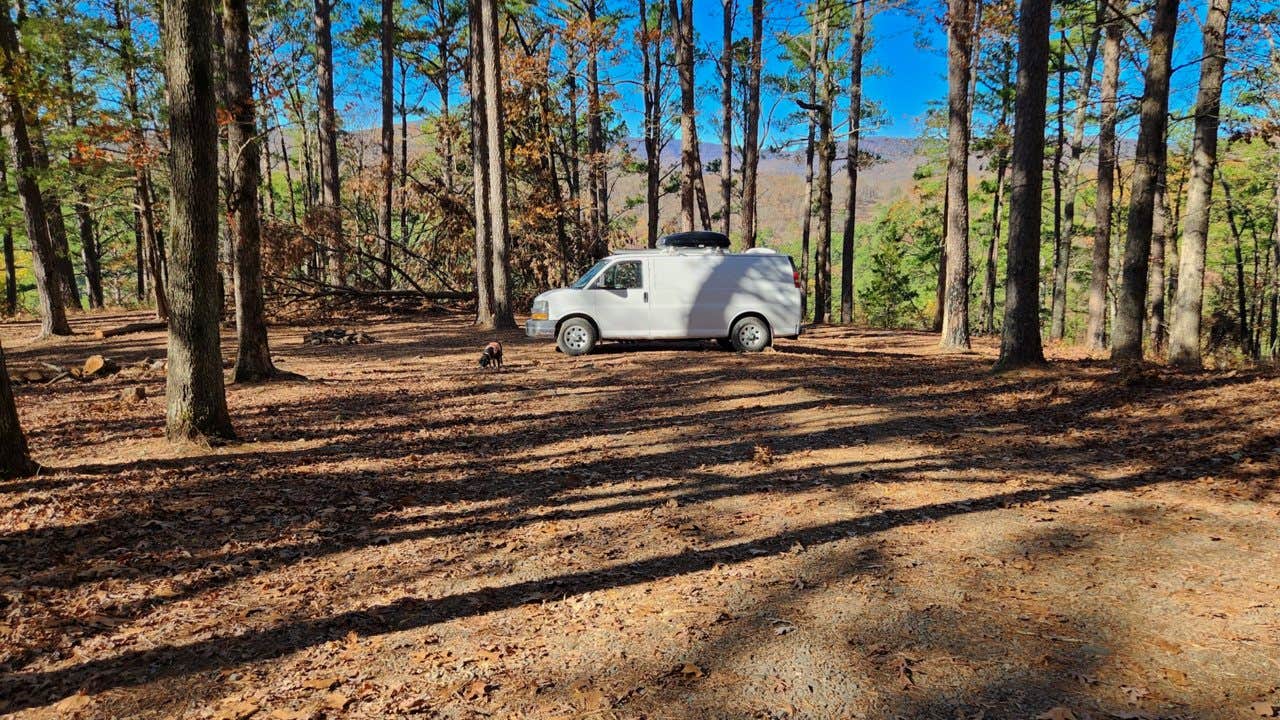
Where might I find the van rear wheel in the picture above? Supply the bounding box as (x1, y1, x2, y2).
(730, 316, 771, 353)
(557, 318, 597, 356)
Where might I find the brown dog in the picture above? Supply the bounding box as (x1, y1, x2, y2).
(478, 341, 503, 371)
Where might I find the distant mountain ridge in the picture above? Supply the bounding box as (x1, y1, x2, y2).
(621, 135, 923, 176)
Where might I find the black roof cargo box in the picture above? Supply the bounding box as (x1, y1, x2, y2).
(657, 231, 731, 249)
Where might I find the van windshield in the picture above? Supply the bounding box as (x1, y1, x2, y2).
(570, 260, 610, 289)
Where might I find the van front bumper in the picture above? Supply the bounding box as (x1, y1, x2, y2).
(525, 318, 556, 339)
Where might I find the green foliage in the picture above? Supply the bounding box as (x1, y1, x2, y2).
(859, 213, 917, 327)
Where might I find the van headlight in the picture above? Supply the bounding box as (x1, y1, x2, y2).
(530, 300, 549, 321)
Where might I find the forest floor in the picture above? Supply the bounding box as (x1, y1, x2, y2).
(1, 310, 1279, 720)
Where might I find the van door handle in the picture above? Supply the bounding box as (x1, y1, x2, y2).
(643, 291, 649, 303)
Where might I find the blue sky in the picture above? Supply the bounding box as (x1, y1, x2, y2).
(326, 0, 1226, 146)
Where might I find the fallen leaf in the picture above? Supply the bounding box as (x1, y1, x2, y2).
(53, 692, 94, 714)
(322, 692, 350, 711)
(213, 700, 259, 720)
(1036, 707, 1077, 720)
(1121, 685, 1149, 704)
(676, 663, 706, 679)
(571, 684, 610, 710)
(1250, 702, 1278, 718)
(302, 677, 339, 691)
(1162, 667, 1189, 686)
(459, 679, 489, 702)
(895, 657, 915, 689)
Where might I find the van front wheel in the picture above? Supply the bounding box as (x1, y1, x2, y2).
(557, 318, 597, 356)
(730, 316, 771, 353)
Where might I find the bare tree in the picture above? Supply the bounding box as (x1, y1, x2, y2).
(671, 0, 709, 230)
(315, 0, 344, 285)
(1168, 0, 1231, 369)
(995, 0, 1051, 368)
(1085, 2, 1120, 350)
(638, 0, 665, 248)
(1050, 20, 1100, 342)
(720, 0, 734, 237)
(378, 0, 394, 290)
(0, 0, 71, 338)
(798, 21, 818, 319)
(0, 341, 35, 478)
(840, 0, 866, 324)
(223, 0, 280, 382)
(112, 0, 168, 320)
(740, 0, 763, 247)
(1111, 0, 1178, 361)
(941, 0, 974, 349)
(585, 0, 608, 257)
(980, 41, 1013, 335)
(163, 0, 235, 442)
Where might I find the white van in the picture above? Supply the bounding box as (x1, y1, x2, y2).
(525, 233, 802, 355)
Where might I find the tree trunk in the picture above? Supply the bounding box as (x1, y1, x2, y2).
(138, 175, 170, 320)
(378, 0, 394, 290)
(672, 0, 707, 231)
(1054, 23, 1101, 342)
(31, 132, 83, 312)
(940, 0, 973, 349)
(1168, 0, 1230, 369)
(469, 0, 494, 327)
(719, 0, 733, 237)
(1085, 6, 1121, 350)
(798, 20, 818, 320)
(1, 157, 15, 316)
(0, 341, 35, 478)
(315, 0, 344, 286)
(1219, 170, 1250, 354)
(586, 0, 607, 257)
(1048, 34, 1067, 341)
(64, 59, 104, 309)
(995, 0, 1051, 368)
(3, 222, 14, 316)
(113, 0, 168, 319)
(840, 0, 865, 325)
(480, 0, 513, 328)
(1146, 161, 1170, 351)
(0, 0, 71, 338)
(223, 0, 278, 382)
(981, 43, 1012, 335)
(1111, 0, 1178, 361)
(812, 8, 834, 324)
(163, 0, 235, 442)
(639, 0, 662, 248)
(740, 0, 762, 248)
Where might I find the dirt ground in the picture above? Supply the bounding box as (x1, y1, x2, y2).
(1, 310, 1278, 720)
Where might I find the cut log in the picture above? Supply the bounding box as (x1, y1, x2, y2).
(93, 321, 168, 340)
(83, 355, 120, 377)
(9, 363, 68, 383)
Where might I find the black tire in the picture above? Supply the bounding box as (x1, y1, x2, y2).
(557, 317, 597, 356)
(730, 316, 771, 353)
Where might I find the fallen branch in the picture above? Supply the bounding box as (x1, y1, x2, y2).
(94, 321, 168, 339)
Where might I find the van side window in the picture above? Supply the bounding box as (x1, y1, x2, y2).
(597, 261, 642, 290)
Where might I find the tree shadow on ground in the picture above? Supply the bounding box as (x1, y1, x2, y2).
(1, 316, 1277, 715)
